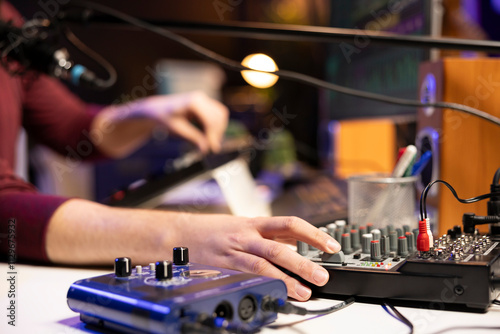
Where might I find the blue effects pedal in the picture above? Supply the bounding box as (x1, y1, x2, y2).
(67, 247, 287, 334)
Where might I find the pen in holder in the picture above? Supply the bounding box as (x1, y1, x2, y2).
(348, 174, 418, 229)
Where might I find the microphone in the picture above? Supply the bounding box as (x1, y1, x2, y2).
(0, 19, 108, 89)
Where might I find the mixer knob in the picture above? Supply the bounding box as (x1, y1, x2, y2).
(350, 229, 361, 250)
(321, 250, 345, 264)
(341, 233, 353, 254)
(334, 220, 346, 241)
(389, 231, 398, 252)
(362, 234, 373, 254)
(403, 225, 411, 234)
(405, 232, 415, 253)
(370, 240, 382, 262)
(297, 241, 309, 256)
(156, 261, 173, 280)
(447, 228, 456, 239)
(366, 223, 374, 233)
(395, 228, 403, 238)
(387, 224, 395, 234)
(380, 235, 390, 256)
(326, 223, 337, 237)
(114, 257, 132, 277)
(371, 229, 381, 241)
(173, 247, 189, 265)
(335, 228, 344, 244)
(398, 236, 409, 257)
(358, 226, 367, 239)
(335, 220, 346, 229)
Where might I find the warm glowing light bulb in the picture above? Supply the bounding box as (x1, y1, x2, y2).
(241, 53, 279, 89)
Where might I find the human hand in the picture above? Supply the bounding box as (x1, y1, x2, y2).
(94, 91, 229, 156)
(171, 213, 341, 301)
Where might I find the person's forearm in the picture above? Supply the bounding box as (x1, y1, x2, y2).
(45, 198, 340, 301)
(90, 114, 157, 159)
(45, 198, 181, 264)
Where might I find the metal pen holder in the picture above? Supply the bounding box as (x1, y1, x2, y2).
(348, 174, 418, 229)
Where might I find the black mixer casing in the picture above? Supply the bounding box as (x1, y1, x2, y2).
(302, 237, 500, 311)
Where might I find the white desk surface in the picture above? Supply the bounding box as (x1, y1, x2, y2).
(1, 263, 499, 334)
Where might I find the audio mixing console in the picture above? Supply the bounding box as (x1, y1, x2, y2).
(297, 221, 500, 311)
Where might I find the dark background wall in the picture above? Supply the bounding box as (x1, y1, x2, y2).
(11, 0, 327, 166)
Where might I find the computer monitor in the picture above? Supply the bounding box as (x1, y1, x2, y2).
(324, 0, 442, 120)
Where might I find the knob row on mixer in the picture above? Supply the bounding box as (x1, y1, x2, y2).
(330, 222, 416, 255)
(114, 246, 189, 280)
(299, 221, 421, 263)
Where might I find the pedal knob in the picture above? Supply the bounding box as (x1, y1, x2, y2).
(173, 247, 189, 265)
(114, 257, 132, 277)
(341, 233, 353, 254)
(362, 233, 373, 254)
(156, 261, 173, 280)
(370, 240, 382, 261)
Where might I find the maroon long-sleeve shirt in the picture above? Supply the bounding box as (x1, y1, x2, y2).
(0, 2, 104, 263)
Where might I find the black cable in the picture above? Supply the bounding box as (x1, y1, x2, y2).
(382, 302, 414, 334)
(61, 25, 117, 89)
(493, 169, 500, 186)
(60, 1, 500, 127)
(419, 179, 500, 221)
(492, 300, 500, 305)
(263, 296, 355, 316)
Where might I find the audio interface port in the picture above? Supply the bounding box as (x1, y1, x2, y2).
(238, 295, 257, 322)
(213, 301, 233, 320)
